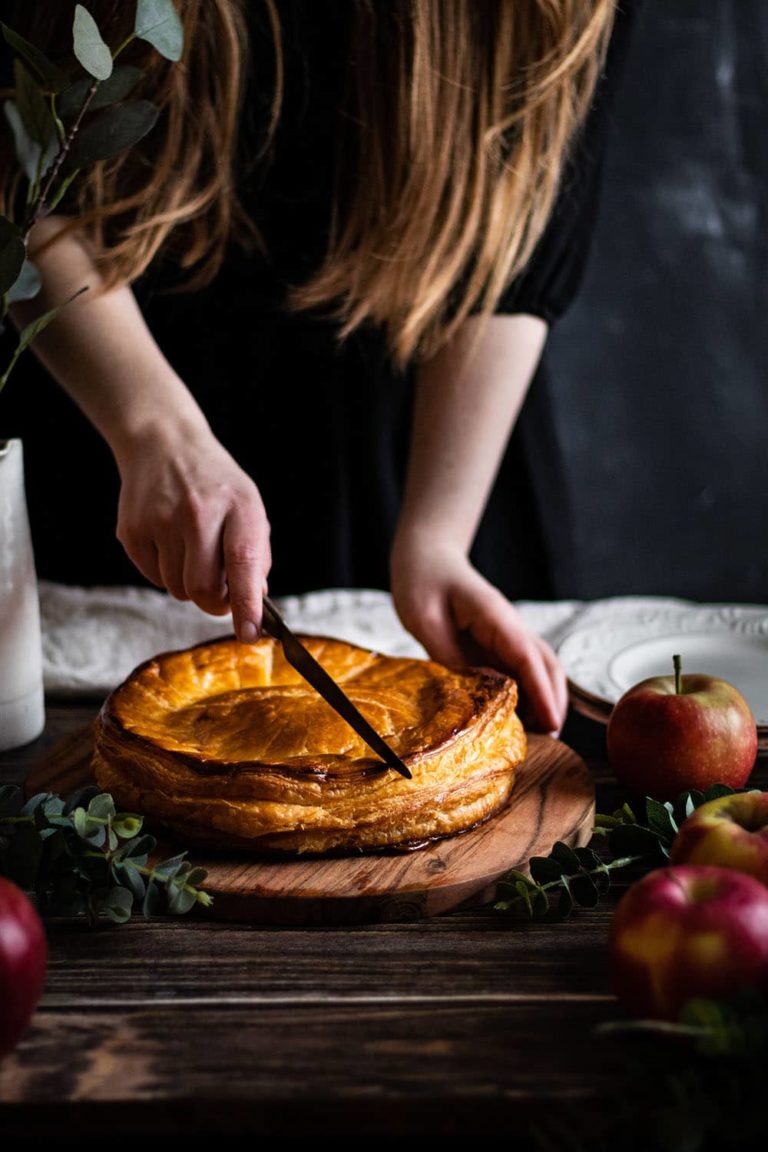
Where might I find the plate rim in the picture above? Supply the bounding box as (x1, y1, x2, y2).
(557, 602, 768, 730)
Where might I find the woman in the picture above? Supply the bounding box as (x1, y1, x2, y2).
(2, 1, 634, 732)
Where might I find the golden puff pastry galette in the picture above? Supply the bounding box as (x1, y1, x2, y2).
(92, 634, 526, 854)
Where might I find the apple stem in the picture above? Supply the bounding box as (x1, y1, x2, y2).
(673, 653, 682, 695)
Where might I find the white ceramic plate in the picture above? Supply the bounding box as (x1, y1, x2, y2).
(556, 603, 768, 737)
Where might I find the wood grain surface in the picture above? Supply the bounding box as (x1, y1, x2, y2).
(23, 729, 594, 924)
(4, 706, 767, 1141)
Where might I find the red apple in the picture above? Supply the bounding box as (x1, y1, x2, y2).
(609, 864, 768, 1020)
(670, 790, 768, 884)
(606, 655, 757, 801)
(0, 877, 47, 1058)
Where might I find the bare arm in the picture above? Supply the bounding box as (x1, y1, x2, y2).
(14, 219, 271, 638)
(390, 313, 568, 733)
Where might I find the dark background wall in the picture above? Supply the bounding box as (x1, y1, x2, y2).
(541, 0, 768, 603)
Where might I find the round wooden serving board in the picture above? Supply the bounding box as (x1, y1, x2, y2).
(24, 727, 594, 925)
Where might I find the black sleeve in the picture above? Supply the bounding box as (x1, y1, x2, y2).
(496, 0, 641, 323)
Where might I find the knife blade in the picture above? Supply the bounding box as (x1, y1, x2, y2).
(260, 595, 412, 780)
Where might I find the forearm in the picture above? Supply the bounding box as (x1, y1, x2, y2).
(389, 313, 566, 732)
(12, 218, 210, 464)
(393, 313, 547, 555)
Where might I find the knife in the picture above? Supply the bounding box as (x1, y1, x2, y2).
(260, 595, 412, 780)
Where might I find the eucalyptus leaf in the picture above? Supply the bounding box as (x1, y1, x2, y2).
(143, 878, 162, 917)
(608, 822, 664, 859)
(64, 785, 102, 814)
(3, 99, 41, 182)
(113, 858, 147, 902)
(134, 0, 184, 62)
(183, 866, 208, 887)
(42, 795, 65, 818)
(513, 879, 535, 916)
(122, 833, 155, 861)
(14, 59, 55, 148)
(529, 855, 564, 885)
(166, 884, 198, 915)
(703, 783, 737, 802)
(557, 884, 574, 918)
(1, 23, 70, 92)
(101, 885, 134, 924)
(72, 5, 113, 81)
(40, 827, 67, 865)
(569, 872, 599, 908)
(0, 284, 88, 394)
(549, 841, 581, 872)
(67, 99, 159, 166)
(88, 793, 116, 821)
(20, 791, 50, 817)
(152, 852, 187, 881)
(673, 788, 705, 826)
(46, 168, 81, 214)
(58, 65, 142, 119)
(7, 259, 42, 304)
(645, 796, 678, 844)
(500, 868, 536, 889)
(112, 814, 143, 839)
(84, 823, 107, 849)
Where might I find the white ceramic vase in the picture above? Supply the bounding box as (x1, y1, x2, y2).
(0, 439, 44, 751)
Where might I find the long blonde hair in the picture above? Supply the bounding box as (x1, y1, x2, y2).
(1, 1, 616, 367)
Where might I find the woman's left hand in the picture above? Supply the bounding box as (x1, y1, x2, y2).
(390, 535, 569, 735)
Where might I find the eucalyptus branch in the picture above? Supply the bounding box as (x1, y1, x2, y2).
(0, 784, 212, 925)
(493, 781, 744, 921)
(23, 77, 99, 235)
(0, 1, 184, 397)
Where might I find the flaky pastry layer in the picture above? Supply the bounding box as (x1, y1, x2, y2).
(92, 635, 526, 854)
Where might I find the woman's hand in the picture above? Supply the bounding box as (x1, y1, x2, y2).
(391, 533, 568, 734)
(115, 423, 271, 640)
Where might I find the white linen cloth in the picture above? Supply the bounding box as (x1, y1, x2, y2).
(38, 580, 690, 699)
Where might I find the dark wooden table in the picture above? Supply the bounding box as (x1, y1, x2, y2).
(1, 701, 766, 1147)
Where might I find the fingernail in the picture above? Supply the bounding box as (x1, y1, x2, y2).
(548, 729, 561, 740)
(239, 620, 259, 643)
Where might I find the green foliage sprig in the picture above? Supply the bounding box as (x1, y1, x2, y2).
(0, 0, 183, 396)
(493, 782, 740, 920)
(0, 783, 211, 924)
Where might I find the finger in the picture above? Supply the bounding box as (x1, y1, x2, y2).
(121, 537, 164, 589)
(532, 634, 570, 734)
(508, 643, 561, 734)
(222, 504, 271, 642)
(474, 608, 562, 733)
(182, 518, 230, 617)
(411, 599, 467, 667)
(156, 537, 189, 602)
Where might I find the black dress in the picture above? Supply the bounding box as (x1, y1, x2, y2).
(3, 1, 637, 599)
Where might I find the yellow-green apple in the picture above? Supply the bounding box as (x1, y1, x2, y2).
(606, 655, 758, 801)
(670, 791, 768, 884)
(609, 864, 768, 1020)
(0, 877, 47, 1058)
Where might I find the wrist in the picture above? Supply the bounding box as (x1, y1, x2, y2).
(111, 403, 212, 471)
(391, 520, 467, 567)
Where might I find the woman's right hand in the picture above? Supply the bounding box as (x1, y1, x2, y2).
(115, 423, 271, 641)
